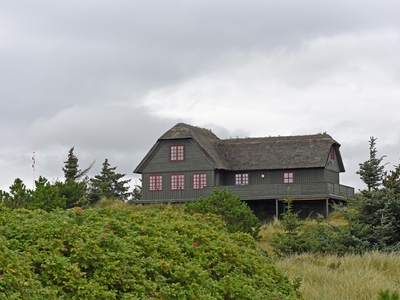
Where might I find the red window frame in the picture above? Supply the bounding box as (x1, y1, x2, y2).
(235, 173, 249, 185)
(330, 147, 335, 160)
(149, 175, 162, 191)
(171, 174, 185, 190)
(282, 172, 294, 183)
(170, 145, 184, 161)
(193, 173, 207, 190)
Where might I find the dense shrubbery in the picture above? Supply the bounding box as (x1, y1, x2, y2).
(269, 199, 345, 257)
(0, 204, 302, 299)
(270, 194, 400, 257)
(184, 188, 262, 239)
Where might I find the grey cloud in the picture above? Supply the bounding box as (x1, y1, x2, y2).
(2, 0, 400, 193)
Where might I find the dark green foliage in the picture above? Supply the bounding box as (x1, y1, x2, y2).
(59, 147, 93, 208)
(333, 139, 400, 253)
(357, 137, 386, 191)
(383, 164, 400, 194)
(128, 179, 142, 202)
(0, 177, 66, 212)
(62, 147, 93, 182)
(0, 205, 302, 299)
(270, 199, 346, 256)
(337, 190, 400, 252)
(55, 180, 88, 209)
(88, 159, 131, 204)
(31, 176, 67, 211)
(378, 290, 400, 300)
(270, 199, 310, 256)
(0, 178, 31, 209)
(184, 188, 262, 239)
(62, 147, 80, 181)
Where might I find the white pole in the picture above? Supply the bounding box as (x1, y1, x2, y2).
(32, 151, 35, 190)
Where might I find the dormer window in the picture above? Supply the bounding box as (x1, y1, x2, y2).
(283, 172, 294, 183)
(170, 145, 184, 161)
(235, 173, 249, 185)
(330, 147, 335, 160)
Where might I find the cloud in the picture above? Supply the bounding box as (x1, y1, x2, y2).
(2, 0, 400, 194)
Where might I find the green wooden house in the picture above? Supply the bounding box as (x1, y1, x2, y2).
(134, 123, 354, 218)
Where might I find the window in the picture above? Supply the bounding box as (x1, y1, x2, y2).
(330, 147, 335, 160)
(171, 174, 185, 190)
(283, 172, 294, 183)
(149, 175, 162, 191)
(170, 145, 184, 161)
(193, 173, 207, 189)
(235, 173, 249, 185)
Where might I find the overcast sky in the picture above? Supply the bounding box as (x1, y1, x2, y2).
(1, 0, 400, 193)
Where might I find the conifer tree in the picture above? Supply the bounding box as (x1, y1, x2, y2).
(62, 147, 93, 181)
(88, 159, 131, 204)
(357, 136, 387, 192)
(60, 147, 94, 208)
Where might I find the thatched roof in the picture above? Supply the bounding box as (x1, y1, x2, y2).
(134, 123, 345, 173)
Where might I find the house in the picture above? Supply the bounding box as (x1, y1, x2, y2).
(134, 123, 354, 218)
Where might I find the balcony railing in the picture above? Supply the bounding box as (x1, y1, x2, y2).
(203, 182, 354, 201)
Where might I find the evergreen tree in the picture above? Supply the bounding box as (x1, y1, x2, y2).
(383, 164, 400, 194)
(1, 177, 66, 211)
(88, 159, 131, 204)
(60, 147, 94, 208)
(31, 176, 66, 211)
(132, 179, 142, 201)
(357, 136, 387, 192)
(0, 178, 31, 209)
(62, 147, 93, 181)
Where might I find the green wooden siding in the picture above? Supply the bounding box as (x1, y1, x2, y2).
(221, 168, 327, 186)
(324, 169, 339, 184)
(141, 140, 215, 174)
(325, 148, 341, 172)
(142, 170, 214, 201)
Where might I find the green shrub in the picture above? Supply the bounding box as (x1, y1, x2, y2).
(184, 188, 262, 239)
(0, 204, 302, 299)
(378, 289, 400, 300)
(270, 199, 344, 257)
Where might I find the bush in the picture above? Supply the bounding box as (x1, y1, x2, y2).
(0, 204, 302, 299)
(335, 190, 400, 253)
(270, 199, 344, 257)
(185, 188, 262, 239)
(378, 290, 400, 300)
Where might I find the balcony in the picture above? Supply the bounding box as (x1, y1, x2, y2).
(203, 182, 354, 201)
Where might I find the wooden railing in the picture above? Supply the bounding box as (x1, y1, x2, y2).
(203, 182, 354, 200)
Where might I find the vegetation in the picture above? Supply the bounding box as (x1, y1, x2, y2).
(0, 176, 66, 212)
(185, 188, 262, 239)
(0, 203, 302, 299)
(88, 159, 131, 204)
(59, 147, 94, 208)
(0, 148, 134, 210)
(357, 136, 386, 192)
(274, 251, 400, 300)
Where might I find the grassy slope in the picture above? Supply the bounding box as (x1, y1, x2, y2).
(258, 213, 400, 299)
(275, 251, 400, 300)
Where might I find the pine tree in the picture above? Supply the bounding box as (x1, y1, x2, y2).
(63, 147, 79, 181)
(60, 147, 94, 208)
(62, 147, 94, 181)
(357, 136, 387, 192)
(88, 159, 131, 204)
(0, 178, 31, 209)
